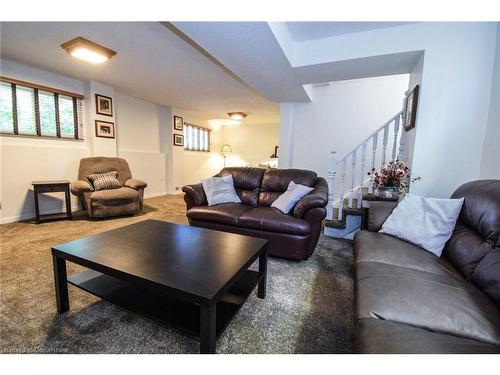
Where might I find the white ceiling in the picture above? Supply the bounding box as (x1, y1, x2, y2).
(285, 22, 417, 42)
(174, 22, 420, 102)
(0, 22, 279, 126)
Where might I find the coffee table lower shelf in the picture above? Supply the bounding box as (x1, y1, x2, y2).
(67, 269, 262, 339)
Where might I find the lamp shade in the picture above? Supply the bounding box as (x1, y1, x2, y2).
(220, 144, 232, 154)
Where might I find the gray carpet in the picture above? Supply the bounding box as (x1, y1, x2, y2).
(0, 195, 354, 353)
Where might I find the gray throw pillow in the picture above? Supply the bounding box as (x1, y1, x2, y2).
(271, 181, 314, 214)
(87, 171, 121, 191)
(201, 175, 242, 206)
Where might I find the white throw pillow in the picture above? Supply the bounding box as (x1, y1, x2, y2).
(201, 175, 241, 206)
(271, 181, 314, 214)
(379, 194, 464, 257)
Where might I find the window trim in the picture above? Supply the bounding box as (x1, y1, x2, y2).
(0, 76, 84, 140)
(183, 123, 211, 152)
(0, 76, 84, 99)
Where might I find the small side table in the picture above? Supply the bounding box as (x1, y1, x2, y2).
(360, 194, 399, 230)
(32, 180, 72, 224)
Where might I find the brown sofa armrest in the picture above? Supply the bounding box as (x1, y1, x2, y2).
(367, 201, 398, 232)
(124, 178, 147, 190)
(70, 180, 93, 195)
(182, 183, 207, 208)
(292, 177, 329, 218)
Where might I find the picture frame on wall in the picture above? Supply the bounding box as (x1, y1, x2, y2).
(174, 115, 184, 131)
(403, 85, 419, 131)
(95, 94, 113, 116)
(95, 120, 115, 138)
(173, 133, 184, 147)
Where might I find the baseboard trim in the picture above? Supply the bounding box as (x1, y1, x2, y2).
(0, 205, 81, 225)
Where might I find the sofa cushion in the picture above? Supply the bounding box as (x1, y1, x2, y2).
(379, 194, 464, 257)
(444, 180, 500, 276)
(201, 175, 241, 206)
(271, 181, 314, 214)
(238, 206, 310, 235)
(218, 167, 264, 207)
(355, 260, 500, 345)
(354, 231, 463, 279)
(259, 169, 317, 206)
(90, 187, 138, 205)
(444, 180, 500, 305)
(87, 171, 121, 191)
(187, 203, 253, 226)
(355, 318, 500, 354)
(471, 247, 500, 306)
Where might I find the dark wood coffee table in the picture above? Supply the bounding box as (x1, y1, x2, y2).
(51, 220, 268, 354)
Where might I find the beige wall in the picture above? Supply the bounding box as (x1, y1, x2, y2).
(221, 123, 279, 168)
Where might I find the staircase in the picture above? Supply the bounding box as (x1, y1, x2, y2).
(324, 111, 404, 239)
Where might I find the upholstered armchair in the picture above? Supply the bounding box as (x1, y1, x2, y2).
(71, 157, 147, 218)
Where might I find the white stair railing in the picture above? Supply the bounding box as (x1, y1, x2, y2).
(327, 111, 403, 221)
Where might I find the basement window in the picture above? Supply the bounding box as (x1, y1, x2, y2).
(184, 123, 210, 152)
(0, 77, 84, 140)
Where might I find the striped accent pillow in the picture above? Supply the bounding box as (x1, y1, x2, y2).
(87, 171, 121, 191)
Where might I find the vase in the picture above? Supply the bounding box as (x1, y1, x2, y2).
(375, 186, 399, 200)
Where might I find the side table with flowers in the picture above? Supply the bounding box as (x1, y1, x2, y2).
(360, 160, 421, 229)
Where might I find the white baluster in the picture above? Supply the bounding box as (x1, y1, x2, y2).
(398, 127, 406, 161)
(328, 151, 337, 220)
(381, 123, 389, 166)
(348, 149, 357, 208)
(368, 133, 378, 194)
(337, 159, 347, 221)
(391, 115, 401, 161)
(358, 143, 367, 208)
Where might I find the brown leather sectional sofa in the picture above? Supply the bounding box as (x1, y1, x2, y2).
(182, 167, 329, 260)
(354, 180, 500, 353)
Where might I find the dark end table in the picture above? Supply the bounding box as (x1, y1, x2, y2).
(32, 180, 72, 224)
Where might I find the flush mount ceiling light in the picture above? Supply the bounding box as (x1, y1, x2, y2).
(61, 37, 116, 64)
(227, 112, 247, 120)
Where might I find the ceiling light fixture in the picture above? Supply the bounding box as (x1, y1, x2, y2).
(61, 37, 116, 64)
(227, 112, 247, 120)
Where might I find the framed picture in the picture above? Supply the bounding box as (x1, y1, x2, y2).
(174, 115, 184, 131)
(95, 120, 115, 138)
(95, 94, 113, 117)
(403, 85, 419, 131)
(173, 133, 184, 147)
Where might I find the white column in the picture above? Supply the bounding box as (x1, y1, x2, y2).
(327, 151, 337, 220)
(368, 133, 378, 194)
(337, 158, 347, 221)
(392, 115, 401, 161)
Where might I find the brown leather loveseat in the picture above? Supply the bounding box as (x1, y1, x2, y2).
(354, 180, 500, 353)
(182, 167, 329, 260)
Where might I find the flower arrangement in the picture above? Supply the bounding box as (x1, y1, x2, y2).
(367, 160, 420, 194)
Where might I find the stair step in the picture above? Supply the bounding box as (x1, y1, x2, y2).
(324, 219, 346, 229)
(332, 206, 363, 217)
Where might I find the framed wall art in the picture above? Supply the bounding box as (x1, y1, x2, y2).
(95, 120, 115, 138)
(174, 115, 184, 131)
(95, 94, 113, 116)
(403, 85, 419, 131)
(173, 133, 184, 147)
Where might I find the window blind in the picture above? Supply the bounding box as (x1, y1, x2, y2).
(0, 77, 84, 140)
(183, 123, 210, 152)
